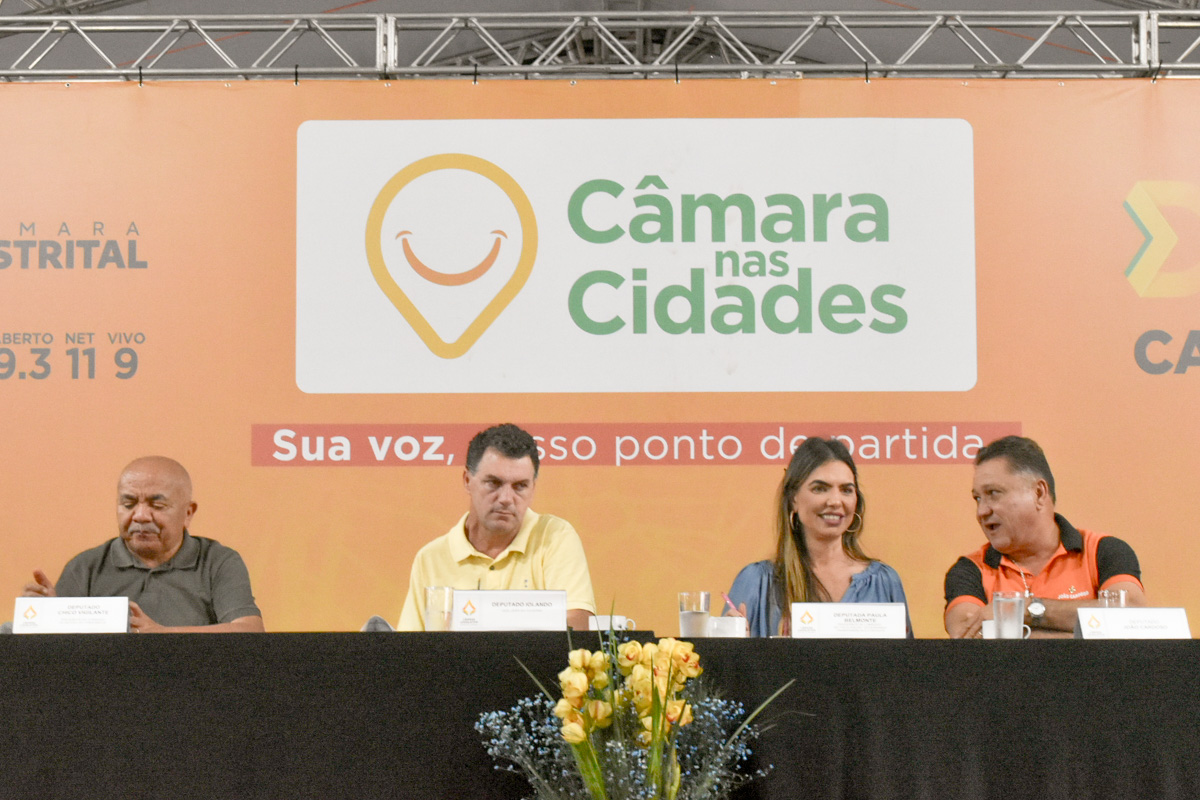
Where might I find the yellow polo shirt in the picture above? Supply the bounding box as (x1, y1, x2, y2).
(397, 509, 596, 631)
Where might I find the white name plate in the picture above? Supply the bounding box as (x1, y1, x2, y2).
(451, 590, 567, 631)
(12, 597, 129, 634)
(1075, 607, 1191, 639)
(790, 602, 907, 639)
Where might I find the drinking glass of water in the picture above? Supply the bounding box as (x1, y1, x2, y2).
(424, 586, 454, 632)
(991, 591, 1030, 639)
(678, 591, 710, 638)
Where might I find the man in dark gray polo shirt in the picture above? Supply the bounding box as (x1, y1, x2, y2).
(21, 456, 263, 633)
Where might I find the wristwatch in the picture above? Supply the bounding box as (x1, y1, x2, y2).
(1027, 597, 1047, 628)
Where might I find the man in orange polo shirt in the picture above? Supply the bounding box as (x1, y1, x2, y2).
(944, 436, 1146, 639)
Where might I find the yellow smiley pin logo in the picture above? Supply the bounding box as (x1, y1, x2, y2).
(365, 154, 538, 359)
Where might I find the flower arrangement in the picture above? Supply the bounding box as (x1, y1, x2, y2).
(476, 634, 792, 800)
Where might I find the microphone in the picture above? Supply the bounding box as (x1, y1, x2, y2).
(359, 615, 395, 633)
(0, 620, 13, 634)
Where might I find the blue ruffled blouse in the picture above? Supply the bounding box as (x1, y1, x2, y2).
(727, 559, 914, 638)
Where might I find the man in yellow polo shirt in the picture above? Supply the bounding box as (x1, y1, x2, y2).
(397, 423, 596, 631)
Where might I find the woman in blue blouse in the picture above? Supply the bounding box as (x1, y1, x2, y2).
(726, 437, 912, 637)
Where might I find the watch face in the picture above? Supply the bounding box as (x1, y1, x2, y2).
(1028, 601, 1046, 616)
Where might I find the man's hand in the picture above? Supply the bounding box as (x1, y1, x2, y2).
(21, 569, 56, 598)
(128, 601, 165, 633)
(127, 605, 264, 633)
(566, 609, 594, 631)
(945, 602, 989, 639)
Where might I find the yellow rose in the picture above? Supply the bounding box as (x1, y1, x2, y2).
(568, 648, 592, 671)
(591, 671, 611, 691)
(640, 642, 659, 665)
(616, 641, 642, 674)
(630, 682, 653, 715)
(587, 700, 613, 728)
(562, 709, 586, 729)
(587, 650, 609, 676)
(674, 647, 702, 679)
(561, 669, 590, 700)
(554, 698, 575, 719)
(662, 638, 696, 662)
(665, 699, 693, 726)
(561, 721, 587, 744)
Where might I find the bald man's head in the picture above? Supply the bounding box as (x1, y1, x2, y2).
(117, 456, 196, 568)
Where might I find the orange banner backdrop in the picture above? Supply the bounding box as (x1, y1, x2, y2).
(0, 79, 1196, 637)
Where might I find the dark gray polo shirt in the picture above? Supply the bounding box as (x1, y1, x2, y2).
(55, 533, 260, 627)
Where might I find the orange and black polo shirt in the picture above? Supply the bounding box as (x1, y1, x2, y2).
(944, 514, 1142, 610)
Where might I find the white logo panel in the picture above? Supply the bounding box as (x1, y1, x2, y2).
(297, 118, 975, 392)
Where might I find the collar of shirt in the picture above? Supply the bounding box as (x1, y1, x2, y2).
(447, 509, 540, 565)
(109, 531, 200, 572)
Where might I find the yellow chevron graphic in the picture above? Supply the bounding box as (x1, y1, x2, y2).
(1123, 181, 1200, 298)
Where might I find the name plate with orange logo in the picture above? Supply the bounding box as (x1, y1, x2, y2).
(789, 602, 906, 639)
(450, 590, 567, 631)
(1074, 607, 1191, 639)
(12, 597, 128, 634)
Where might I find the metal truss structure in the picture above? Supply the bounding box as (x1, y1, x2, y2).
(33, 1, 1193, 16)
(0, 0, 143, 13)
(1, 10, 1200, 81)
(1101, 1, 1200, 8)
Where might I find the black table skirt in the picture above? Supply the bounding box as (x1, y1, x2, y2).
(0, 633, 1195, 800)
